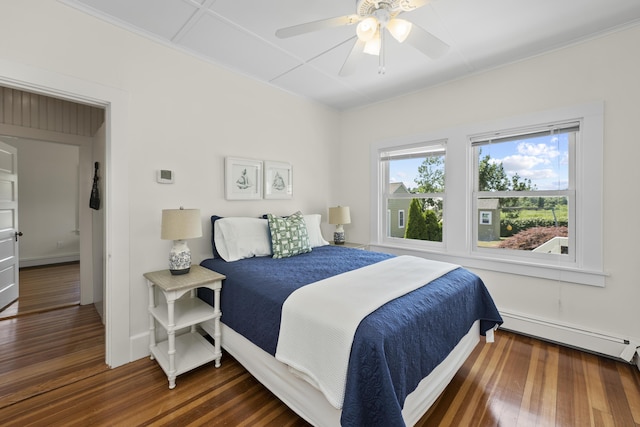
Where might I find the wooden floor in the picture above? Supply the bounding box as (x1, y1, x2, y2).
(0, 305, 107, 411)
(0, 262, 80, 320)
(0, 265, 639, 426)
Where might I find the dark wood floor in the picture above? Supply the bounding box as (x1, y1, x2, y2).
(1, 264, 639, 426)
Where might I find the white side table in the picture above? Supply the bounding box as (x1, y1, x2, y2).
(144, 265, 225, 389)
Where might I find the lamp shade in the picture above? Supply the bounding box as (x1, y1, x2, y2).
(161, 208, 202, 240)
(356, 16, 378, 42)
(363, 35, 381, 56)
(387, 18, 412, 43)
(328, 206, 351, 225)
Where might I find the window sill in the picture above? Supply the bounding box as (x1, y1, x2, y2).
(368, 243, 607, 287)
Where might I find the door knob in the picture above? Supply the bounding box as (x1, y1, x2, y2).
(15, 231, 23, 241)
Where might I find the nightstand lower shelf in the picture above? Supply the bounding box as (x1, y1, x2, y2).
(150, 332, 221, 386)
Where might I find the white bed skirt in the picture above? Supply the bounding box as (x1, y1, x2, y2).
(201, 320, 480, 427)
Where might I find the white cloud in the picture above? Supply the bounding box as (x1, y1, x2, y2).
(517, 142, 561, 159)
(517, 168, 557, 180)
(502, 154, 547, 171)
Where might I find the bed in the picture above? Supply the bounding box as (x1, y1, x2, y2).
(197, 214, 502, 426)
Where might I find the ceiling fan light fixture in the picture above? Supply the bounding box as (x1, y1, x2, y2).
(387, 18, 412, 43)
(363, 34, 381, 56)
(356, 16, 378, 42)
(275, 0, 446, 76)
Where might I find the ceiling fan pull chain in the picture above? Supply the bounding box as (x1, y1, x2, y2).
(379, 30, 386, 74)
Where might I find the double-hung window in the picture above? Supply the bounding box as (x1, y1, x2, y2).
(379, 140, 446, 246)
(371, 102, 604, 286)
(471, 122, 577, 262)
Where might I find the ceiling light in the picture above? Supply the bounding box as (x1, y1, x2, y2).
(363, 34, 381, 56)
(387, 18, 412, 43)
(356, 16, 378, 42)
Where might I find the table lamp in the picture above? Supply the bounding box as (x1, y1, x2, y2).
(161, 207, 202, 275)
(328, 206, 351, 245)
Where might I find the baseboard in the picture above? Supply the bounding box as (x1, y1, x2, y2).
(500, 310, 639, 364)
(19, 254, 80, 268)
(130, 331, 150, 362)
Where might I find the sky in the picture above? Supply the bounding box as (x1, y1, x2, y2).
(389, 133, 569, 191)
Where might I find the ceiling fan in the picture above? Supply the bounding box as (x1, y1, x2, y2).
(275, 0, 449, 76)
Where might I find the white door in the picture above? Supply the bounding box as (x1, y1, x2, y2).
(0, 140, 19, 311)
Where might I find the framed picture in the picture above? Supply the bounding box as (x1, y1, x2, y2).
(480, 211, 492, 225)
(264, 161, 292, 199)
(225, 157, 263, 200)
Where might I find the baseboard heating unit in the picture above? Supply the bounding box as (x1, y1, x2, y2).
(500, 310, 639, 368)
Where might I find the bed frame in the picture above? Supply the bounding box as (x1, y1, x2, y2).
(201, 319, 480, 426)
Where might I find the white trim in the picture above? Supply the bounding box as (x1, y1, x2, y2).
(369, 243, 607, 287)
(19, 254, 80, 268)
(499, 310, 640, 362)
(0, 58, 131, 368)
(130, 330, 152, 362)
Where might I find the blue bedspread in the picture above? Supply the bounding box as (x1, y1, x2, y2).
(199, 246, 502, 426)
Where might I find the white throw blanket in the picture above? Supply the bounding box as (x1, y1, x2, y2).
(275, 255, 459, 409)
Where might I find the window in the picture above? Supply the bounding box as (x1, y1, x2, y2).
(471, 122, 577, 261)
(379, 141, 446, 245)
(371, 102, 604, 286)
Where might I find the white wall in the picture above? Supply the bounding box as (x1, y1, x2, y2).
(339, 25, 640, 351)
(0, 0, 338, 364)
(9, 138, 80, 266)
(2, 0, 638, 364)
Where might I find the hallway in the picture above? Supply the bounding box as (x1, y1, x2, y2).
(0, 262, 80, 320)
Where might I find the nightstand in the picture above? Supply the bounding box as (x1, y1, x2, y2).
(144, 265, 225, 389)
(330, 241, 367, 250)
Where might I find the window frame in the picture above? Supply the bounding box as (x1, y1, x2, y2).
(470, 121, 577, 264)
(370, 102, 605, 286)
(378, 140, 447, 250)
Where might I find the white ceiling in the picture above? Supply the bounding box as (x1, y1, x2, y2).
(61, 0, 640, 110)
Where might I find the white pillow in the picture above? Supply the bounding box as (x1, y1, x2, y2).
(303, 214, 329, 248)
(214, 217, 272, 262)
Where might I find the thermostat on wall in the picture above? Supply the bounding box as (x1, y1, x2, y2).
(157, 169, 174, 184)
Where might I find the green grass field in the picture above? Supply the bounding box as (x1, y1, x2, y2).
(501, 205, 568, 222)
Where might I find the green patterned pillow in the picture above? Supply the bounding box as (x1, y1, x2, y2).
(267, 211, 312, 259)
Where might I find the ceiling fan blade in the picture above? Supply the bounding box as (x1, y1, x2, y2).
(403, 0, 431, 10)
(339, 38, 366, 76)
(276, 15, 359, 39)
(404, 23, 449, 59)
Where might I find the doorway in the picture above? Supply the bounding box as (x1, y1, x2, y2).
(0, 134, 86, 320)
(0, 86, 106, 318)
(1, 59, 132, 368)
